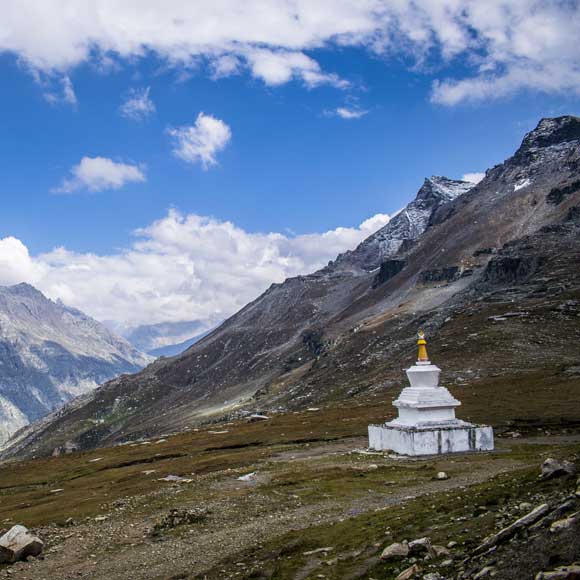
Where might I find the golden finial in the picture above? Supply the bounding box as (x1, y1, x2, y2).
(417, 329, 429, 363)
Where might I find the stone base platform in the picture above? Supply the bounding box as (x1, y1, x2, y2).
(368, 422, 494, 456)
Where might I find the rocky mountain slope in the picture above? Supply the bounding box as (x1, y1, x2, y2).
(4, 115, 580, 459)
(0, 284, 150, 445)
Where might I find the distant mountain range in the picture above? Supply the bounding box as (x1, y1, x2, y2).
(123, 320, 214, 356)
(147, 330, 213, 358)
(0, 283, 151, 444)
(3, 115, 580, 459)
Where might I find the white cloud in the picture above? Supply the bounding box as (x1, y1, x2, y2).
(1, 2, 578, 104)
(245, 49, 349, 88)
(333, 107, 368, 119)
(31, 71, 77, 106)
(119, 87, 155, 121)
(168, 113, 232, 169)
(0, 210, 391, 330)
(0, 237, 46, 286)
(54, 156, 146, 194)
(462, 172, 485, 184)
(210, 55, 242, 79)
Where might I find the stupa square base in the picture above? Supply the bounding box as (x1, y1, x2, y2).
(368, 422, 494, 456)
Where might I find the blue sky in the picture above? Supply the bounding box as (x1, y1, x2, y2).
(0, 1, 578, 335)
(2, 50, 575, 255)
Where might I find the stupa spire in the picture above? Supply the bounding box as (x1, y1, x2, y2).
(417, 329, 429, 363)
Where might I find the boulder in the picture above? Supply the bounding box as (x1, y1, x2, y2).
(540, 458, 577, 480)
(380, 541, 409, 560)
(436, 471, 449, 480)
(535, 565, 580, 579)
(0, 525, 43, 564)
(474, 566, 497, 579)
(408, 537, 435, 558)
(550, 514, 578, 533)
(394, 563, 420, 580)
(432, 545, 451, 557)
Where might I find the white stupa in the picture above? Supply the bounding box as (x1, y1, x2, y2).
(368, 330, 494, 456)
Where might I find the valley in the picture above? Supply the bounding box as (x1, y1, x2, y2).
(0, 403, 578, 579)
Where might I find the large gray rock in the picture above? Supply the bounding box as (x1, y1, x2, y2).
(0, 525, 43, 563)
(540, 458, 577, 480)
(380, 541, 409, 560)
(408, 537, 435, 558)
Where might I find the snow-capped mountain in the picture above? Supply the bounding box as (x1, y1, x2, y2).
(331, 176, 475, 272)
(0, 283, 151, 444)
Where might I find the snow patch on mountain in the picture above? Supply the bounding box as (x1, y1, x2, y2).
(514, 178, 531, 191)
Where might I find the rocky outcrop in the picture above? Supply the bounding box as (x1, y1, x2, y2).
(419, 266, 461, 284)
(483, 255, 546, 284)
(373, 259, 406, 287)
(541, 458, 577, 480)
(547, 180, 580, 205)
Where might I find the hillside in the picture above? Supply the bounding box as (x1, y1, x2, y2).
(3, 115, 580, 459)
(0, 284, 150, 445)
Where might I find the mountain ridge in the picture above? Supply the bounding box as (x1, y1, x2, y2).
(0, 283, 151, 444)
(3, 115, 579, 459)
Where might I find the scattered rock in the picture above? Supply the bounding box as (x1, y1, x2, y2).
(535, 565, 580, 579)
(158, 475, 193, 483)
(303, 547, 334, 556)
(473, 504, 550, 555)
(432, 545, 451, 557)
(394, 563, 420, 579)
(447, 541, 458, 549)
(246, 414, 270, 422)
(150, 508, 209, 536)
(540, 458, 577, 480)
(237, 472, 257, 482)
(550, 514, 578, 533)
(423, 574, 442, 580)
(380, 541, 409, 561)
(0, 525, 43, 564)
(408, 537, 435, 558)
(474, 566, 497, 578)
